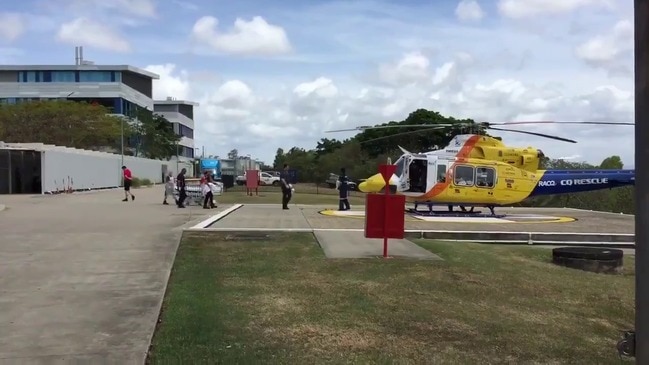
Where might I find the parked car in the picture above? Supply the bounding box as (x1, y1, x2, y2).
(236, 171, 281, 186)
(325, 173, 358, 191)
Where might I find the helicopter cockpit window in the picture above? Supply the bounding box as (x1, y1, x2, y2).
(394, 157, 405, 177)
(453, 165, 474, 186)
(475, 167, 495, 188)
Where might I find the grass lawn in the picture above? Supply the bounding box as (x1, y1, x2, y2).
(147, 233, 635, 364)
(217, 184, 366, 206)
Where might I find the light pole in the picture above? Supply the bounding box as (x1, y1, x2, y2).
(120, 116, 124, 167)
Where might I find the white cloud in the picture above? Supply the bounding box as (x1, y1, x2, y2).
(455, 0, 485, 21)
(56, 18, 130, 52)
(378, 52, 430, 86)
(191, 15, 292, 56)
(575, 19, 633, 75)
(144, 64, 190, 100)
(497, 0, 613, 18)
(0, 13, 25, 42)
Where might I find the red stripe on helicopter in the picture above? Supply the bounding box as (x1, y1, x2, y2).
(422, 135, 480, 199)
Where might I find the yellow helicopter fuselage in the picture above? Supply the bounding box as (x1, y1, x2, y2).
(358, 134, 634, 207)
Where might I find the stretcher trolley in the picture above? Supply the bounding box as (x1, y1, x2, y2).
(174, 178, 224, 206)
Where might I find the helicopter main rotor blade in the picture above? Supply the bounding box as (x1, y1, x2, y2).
(487, 121, 635, 126)
(358, 126, 448, 144)
(488, 126, 578, 143)
(324, 124, 457, 133)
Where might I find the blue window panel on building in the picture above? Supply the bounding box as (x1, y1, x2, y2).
(113, 98, 123, 114)
(51, 71, 75, 82)
(79, 71, 112, 82)
(26, 71, 36, 82)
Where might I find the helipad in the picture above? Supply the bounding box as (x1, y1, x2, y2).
(318, 209, 576, 224)
(187, 204, 635, 247)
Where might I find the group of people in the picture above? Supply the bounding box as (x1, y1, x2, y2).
(164, 168, 217, 209)
(122, 163, 352, 212)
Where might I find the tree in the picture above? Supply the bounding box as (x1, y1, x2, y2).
(273, 148, 285, 168)
(600, 155, 623, 169)
(227, 149, 239, 159)
(125, 108, 181, 160)
(354, 109, 484, 157)
(0, 100, 123, 150)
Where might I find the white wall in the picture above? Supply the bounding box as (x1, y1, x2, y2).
(40, 149, 194, 193)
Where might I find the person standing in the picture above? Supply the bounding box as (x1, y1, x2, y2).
(176, 168, 187, 208)
(163, 171, 175, 205)
(121, 165, 135, 202)
(202, 172, 217, 209)
(336, 168, 351, 211)
(280, 163, 292, 210)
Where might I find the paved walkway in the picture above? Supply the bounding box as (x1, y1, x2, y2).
(0, 187, 216, 363)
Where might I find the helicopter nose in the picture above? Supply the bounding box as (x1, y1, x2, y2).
(358, 173, 386, 193)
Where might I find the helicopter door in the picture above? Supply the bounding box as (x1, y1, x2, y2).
(398, 155, 412, 192)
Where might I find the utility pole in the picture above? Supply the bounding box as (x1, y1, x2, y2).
(120, 116, 124, 167)
(635, 0, 649, 361)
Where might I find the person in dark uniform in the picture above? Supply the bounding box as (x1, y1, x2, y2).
(176, 168, 187, 208)
(336, 168, 351, 211)
(280, 163, 292, 210)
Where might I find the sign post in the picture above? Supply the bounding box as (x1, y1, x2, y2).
(245, 169, 259, 196)
(364, 164, 406, 258)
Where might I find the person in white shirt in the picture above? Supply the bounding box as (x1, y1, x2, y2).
(163, 171, 175, 205)
(202, 174, 217, 209)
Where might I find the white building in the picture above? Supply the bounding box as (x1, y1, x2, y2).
(0, 142, 194, 194)
(154, 97, 198, 161)
(0, 47, 159, 113)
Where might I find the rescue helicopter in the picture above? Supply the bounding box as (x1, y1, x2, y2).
(325, 120, 635, 215)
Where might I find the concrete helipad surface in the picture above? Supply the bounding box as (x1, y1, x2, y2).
(0, 187, 220, 363)
(198, 204, 635, 246)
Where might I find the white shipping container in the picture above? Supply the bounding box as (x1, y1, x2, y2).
(1, 143, 194, 194)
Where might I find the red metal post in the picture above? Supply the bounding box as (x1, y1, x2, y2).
(383, 180, 389, 258)
(378, 164, 396, 258)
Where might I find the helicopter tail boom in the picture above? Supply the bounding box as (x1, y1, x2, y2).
(529, 169, 635, 197)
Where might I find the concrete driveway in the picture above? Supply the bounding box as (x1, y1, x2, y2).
(0, 187, 215, 363)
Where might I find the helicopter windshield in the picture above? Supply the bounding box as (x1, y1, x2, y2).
(394, 156, 406, 177)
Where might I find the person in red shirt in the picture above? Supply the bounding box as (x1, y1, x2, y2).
(121, 165, 135, 202)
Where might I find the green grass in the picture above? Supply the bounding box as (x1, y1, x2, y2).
(217, 183, 366, 205)
(148, 233, 635, 364)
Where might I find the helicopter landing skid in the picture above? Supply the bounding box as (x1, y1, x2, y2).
(408, 204, 504, 218)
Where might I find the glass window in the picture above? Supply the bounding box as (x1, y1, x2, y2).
(475, 167, 496, 188)
(51, 71, 75, 82)
(454, 165, 474, 186)
(26, 71, 36, 82)
(79, 71, 112, 82)
(114, 71, 121, 82)
(436, 164, 446, 183)
(394, 156, 405, 177)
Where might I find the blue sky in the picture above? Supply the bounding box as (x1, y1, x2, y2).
(0, 0, 635, 167)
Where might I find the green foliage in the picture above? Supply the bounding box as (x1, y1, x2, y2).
(126, 108, 181, 160)
(275, 107, 634, 214)
(130, 177, 153, 188)
(0, 100, 181, 161)
(0, 100, 123, 150)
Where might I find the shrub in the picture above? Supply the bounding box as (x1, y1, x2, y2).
(129, 177, 153, 188)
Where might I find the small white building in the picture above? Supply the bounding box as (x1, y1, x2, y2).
(0, 142, 194, 194)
